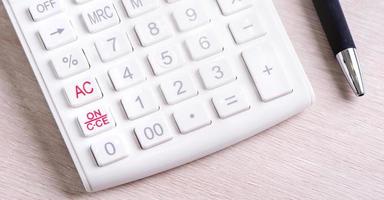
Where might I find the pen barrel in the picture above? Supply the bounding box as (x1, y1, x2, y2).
(313, 0, 356, 55)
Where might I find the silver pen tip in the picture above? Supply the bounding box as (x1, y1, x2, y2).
(336, 48, 365, 97)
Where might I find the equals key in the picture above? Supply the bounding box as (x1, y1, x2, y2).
(213, 90, 251, 119)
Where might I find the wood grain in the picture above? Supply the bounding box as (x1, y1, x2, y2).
(1, 0, 384, 199)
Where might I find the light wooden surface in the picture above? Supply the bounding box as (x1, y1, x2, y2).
(1, 0, 384, 199)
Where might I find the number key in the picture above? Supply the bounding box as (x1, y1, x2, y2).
(185, 31, 223, 61)
(121, 88, 159, 120)
(135, 116, 173, 149)
(172, 2, 210, 32)
(199, 59, 236, 90)
(135, 17, 172, 47)
(147, 45, 184, 75)
(160, 74, 198, 105)
(108, 59, 146, 91)
(95, 32, 133, 62)
(91, 135, 129, 167)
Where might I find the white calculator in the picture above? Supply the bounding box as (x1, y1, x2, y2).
(3, 0, 314, 192)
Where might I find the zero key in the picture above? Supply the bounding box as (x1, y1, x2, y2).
(29, 0, 63, 21)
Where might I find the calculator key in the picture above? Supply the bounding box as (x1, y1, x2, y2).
(95, 32, 133, 62)
(108, 59, 146, 91)
(199, 59, 236, 90)
(185, 31, 223, 61)
(77, 104, 116, 137)
(147, 45, 184, 75)
(81, 1, 120, 33)
(135, 116, 173, 150)
(135, 17, 172, 47)
(91, 135, 129, 167)
(38, 18, 77, 50)
(74, 0, 93, 4)
(212, 89, 250, 118)
(242, 44, 293, 102)
(122, 0, 159, 17)
(121, 89, 159, 120)
(229, 17, 266, 44)
(64, 78, 103, 107)
(160, 74, 198, 105)
(173, 103, 211, 134)
(172, 2, 210, 32)
(29, 0, 63, 21)
(51, 48, 89, 79)
(217, 0, 252, 16)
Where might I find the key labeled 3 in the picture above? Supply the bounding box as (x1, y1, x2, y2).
(77, 104, 116, 137)
(64, 77, 103, 107)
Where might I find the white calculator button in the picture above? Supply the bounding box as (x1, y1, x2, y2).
(108, 59, 146, 91)
(147, 45, 184, 76)
(160, 74, 198, 105)
(185, 31, 223, 61)
(51, 48, 89, 79)
(172, 2, 210, 32)
(29, 0, 63, 21)
(121, 88, 159, 120)
(242, 44, 293, 102)
(217, 0, 252, 16)
(38, 18, 77, 50)
(122, 0, 159, 18)
(199, 59, 236, 90)
(77, 104, 116, 137)
(229, 17, 266, 44)
(173, 103, 211, 134)
(81, 1, 120, 33)
(134, 116, 173, 150)
(91, 135, 129, 167)
(64, 78, 103, 107)
(74, 0, 93, 4)
(95, 32, 133, 62)
(212, 89, 250, 119)
(135, 17, 172, 47)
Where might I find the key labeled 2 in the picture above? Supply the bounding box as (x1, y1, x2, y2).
(160, 74, 198, 105)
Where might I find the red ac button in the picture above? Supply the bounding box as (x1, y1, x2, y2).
(64, 78, 103, 107)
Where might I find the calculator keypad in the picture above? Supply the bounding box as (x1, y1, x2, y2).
(29, 0, 297, 173)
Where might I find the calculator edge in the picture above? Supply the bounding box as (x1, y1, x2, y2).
(2, 0, 93, 192)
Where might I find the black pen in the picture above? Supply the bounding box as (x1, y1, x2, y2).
(313, 0, 365, 96)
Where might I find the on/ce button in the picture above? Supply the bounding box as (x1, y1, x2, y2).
(29, 0, 63, 21)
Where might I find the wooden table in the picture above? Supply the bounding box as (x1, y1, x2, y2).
(1, 0, 383, 199)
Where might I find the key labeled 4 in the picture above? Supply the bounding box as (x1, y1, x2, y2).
(64, 77, 103, 107)
(78, 104, 116, 137)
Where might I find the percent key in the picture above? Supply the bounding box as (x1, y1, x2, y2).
(51, 48, 90, 79)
